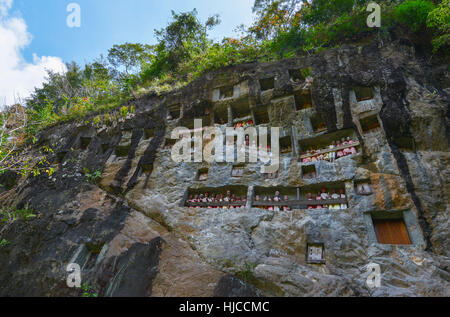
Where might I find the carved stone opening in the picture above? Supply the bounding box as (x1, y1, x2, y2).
(219, 85, 234, 99)
(168, 104, 181, 120)
(289, 68, 306, 82)
(393, 136, 416, 151)
(164, 138, 177, 149)
(280, 136, 293, 154)
(254, 106, 270, 125)
(295, 90, 313, 110)
(115, 145, 130, 157)
(56, 151, 67, 163)
(355, 180, 373, 196)
(197, 168, 209, 181)
(307, 243, 325, 264)
(360, 114, 381, 133)
(144, 129, 155, 139)
(371, 213, 412, 245)
(141, 163, 154, 174)
(80, 137, 92, 150)
(231, 164, 245, 178)
(185, 185, 248, 208)
(260, 77, 275, 91)
(354, 86, 374, 102)
(310, 113, 327, 133)
(302, 165, 316, 179)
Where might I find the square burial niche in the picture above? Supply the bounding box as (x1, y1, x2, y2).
(354, 86, 374, 102)
(371, 212, 412, 245)
(264, 170, 279, 180)
(254, 106, 270, 125)
(393, 136, 416, 152)
(355, 180, 373, 196)
(168, 104, 181, 120)
(360, 114, 381, 133)
(231, 164, 245, 178)
(232, 102, 252, 123)
(215, 105, 229, 125)
(197, 168, 209, 181)
(185, 185, 248, 208)
(141, 163, 154, 174)
(289, 67, 311, 82)
(80, 137, 92, 150)
(310, 113, 327, 133)
(144, 128, 155, 139)
(56, 151, 68, 164)
(295, 90, 313, 111)
(280, 136, 293, 154)
(289, 68, 305, 82)
(302, 165, 316, 180)
(307, 243, 325, 264)
(164, 138, 177, 149)
(219, 85, 234, 100)
(101, 143, 110, 154)
(259, 77, 275, 91)
(184, 102, 212, 126)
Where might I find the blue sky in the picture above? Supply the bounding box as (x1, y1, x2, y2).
(12, 0, 255, 65)
(0, 0, 255, 106)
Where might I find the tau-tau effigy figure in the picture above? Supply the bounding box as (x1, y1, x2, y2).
(339, 188, 347, 209)
(283, 196, 290, 211)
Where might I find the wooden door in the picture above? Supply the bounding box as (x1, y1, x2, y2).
(373, 219, 411, 245)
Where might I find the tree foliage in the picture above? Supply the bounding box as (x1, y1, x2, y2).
(426, 0, 450, 52)
(395, 0, 436, 32)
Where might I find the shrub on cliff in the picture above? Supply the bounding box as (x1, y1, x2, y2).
(426, 0, 450, 53)
(394, 0, 436, 32)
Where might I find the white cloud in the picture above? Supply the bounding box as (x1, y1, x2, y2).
(0, 0, 66, 107)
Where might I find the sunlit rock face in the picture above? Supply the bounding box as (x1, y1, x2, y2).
(0, 40, 449, 297)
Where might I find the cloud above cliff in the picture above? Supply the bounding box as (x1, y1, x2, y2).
(0, 0, 66, 108)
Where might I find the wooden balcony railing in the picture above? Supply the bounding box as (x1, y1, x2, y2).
(185, 201, 247, 208)
(185, 198, 348, 208)
(300, 142, 360, 160)
(252, 198, 347, 207)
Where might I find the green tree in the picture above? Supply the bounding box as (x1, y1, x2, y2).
(142, 9, 220, 80)
(107, 43, 154, 78)
(394, 0, 436, 32)
(426, 0, 450, 52)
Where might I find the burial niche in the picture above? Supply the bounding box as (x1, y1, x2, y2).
(231, 164, 245, 178)
(185, 185, 248, 208)
(280, 136, 293, 154)
(299, 128, 359, 163)
(302, 165, 316, 180)
(115, 145, 130, 157)
(144, 129, 155, 139)
(354, 86, 374, 102)
(360, 114, 381, 133)
(80, 137, 92, 150)
(219, 85, 234, 100)
(307, 244, 325, 264)
(254, 106, 270, 125)
(197, 168, 209, 181)
(168, 104, 181, 120)
(259, 77, 275, 91)
(355, 180, 373, 196)
(310, 113, 327, 133)
(372, 215, 412, 245)
(295, 90, 313, 111)
(232, 102, 253, 128)
(141, 163, 154, 174)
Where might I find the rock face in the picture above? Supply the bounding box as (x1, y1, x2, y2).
(0, 40, 449, 297)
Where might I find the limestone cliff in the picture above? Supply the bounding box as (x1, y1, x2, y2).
(0, 39, 449, 297)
